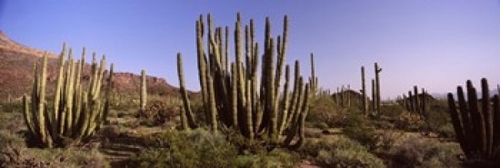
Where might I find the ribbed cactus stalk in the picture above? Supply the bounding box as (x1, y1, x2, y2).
(413, 86, 421, 115)
(177, 13, 314, 149)
(448, 78, 500, 164)
(374, 63, 382, 113)
(371, 79, 376, 112)
(421, 88, 428, 118)
(361, 66, 367, 115)
(140, 69, 147, 111)
(309, 53, 318, 97)
(22, 45, 113, 148)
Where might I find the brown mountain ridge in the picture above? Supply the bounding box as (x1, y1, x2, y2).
(0, 31, 184, 102)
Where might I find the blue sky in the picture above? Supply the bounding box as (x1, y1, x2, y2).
(1, 1, 499, 99)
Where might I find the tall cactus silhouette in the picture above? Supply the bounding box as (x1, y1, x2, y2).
(177, 13, 314, 149)
(374, 62, 382, 113)
(361, 66, 368, 115)
(140, 69, 147, 111)
(22, 45, 113, 148)
(448, 78, 500, 165)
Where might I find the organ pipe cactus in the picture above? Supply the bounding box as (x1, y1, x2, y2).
(22, 45, 113, 148)
(447, 78, 500, 164)
(177, 13, 314, 149)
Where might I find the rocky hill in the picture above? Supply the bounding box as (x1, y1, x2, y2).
(0, 31, 184, 102)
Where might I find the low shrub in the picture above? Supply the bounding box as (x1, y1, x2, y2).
(341, 113, 379, 150)
(0, 140, 109, 168)
(234, 149, 300, 168)
(299, 137, 385, 167)
(389, 138, 462, 168)
(131, 129, 238, 168)
(307, 95, 343, 128)
(136, 99, 181, 126)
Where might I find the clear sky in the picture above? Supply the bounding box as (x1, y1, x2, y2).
(1, 1, 499, 99)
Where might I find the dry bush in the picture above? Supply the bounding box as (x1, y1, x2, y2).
(136, 98, 182, 126)
(388, 138, 462, 168)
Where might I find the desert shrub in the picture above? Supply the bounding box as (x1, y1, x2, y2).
(299, 137, 385, 167)
(0, 138, 109, 168)
(136, 99, 180, 126)
(0, 112, 24, 134)
(234, 149, 300, 168)
(1, 101, 23, 113)
(436, 122, 455, 139)
(389, 138, 462, 168)
(131, 129, 238, 168)
(379, 104, 404, 118)
(307, 95, 342, 128)
(341, 113, 380, 150)
(422, 101, 450, 133)
(394, 112, 426, 131)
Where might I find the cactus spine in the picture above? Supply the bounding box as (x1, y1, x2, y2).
(448, 78, 500, 163)
(177, 13, 314, 149)
(22, 45, 113, 148)
(140, 69, 147, 111)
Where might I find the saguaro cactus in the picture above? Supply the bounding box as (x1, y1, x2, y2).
(361, 66, 368, 115)
(177, 13, 314, 149)
(374, 62, 382, 113)
(22, 45, 113, 148)
(447, 78, 500, 164)
(140, 69, 147, 111)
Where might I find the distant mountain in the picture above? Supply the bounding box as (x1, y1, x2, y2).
(0, 30, 187, 102)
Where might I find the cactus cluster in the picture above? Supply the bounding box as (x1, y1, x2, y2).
(402, 85, 429, 118)
(372, 63, 382, 113)
(360, 63, 381, 115)
(22, 45, 113, 148)
(332, 85, 352, 108)
(177, 13, 316, 149)
(447, 78, 500, 163)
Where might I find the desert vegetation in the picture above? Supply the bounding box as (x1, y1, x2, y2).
(0, 13, 499, 168)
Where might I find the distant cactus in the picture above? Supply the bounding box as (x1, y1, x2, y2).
(403, 86, 429, 118)
(177, 13, 314, 149)
(361, 66, 368, 115)
(374, 63, 382, 114)
(22, 45, 113, 148)
(447, 78, 500, 164)
(140, 69, 147, 111)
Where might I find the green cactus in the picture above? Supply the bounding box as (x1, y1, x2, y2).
(22, 45, 113, 148)
(177, 53, 197, 130)
(177, 13, 314, 149)
(140, 69, 147, 111)
(448, 78, 500, 164)
(371, 79, 376, 112)
(361, 66, 367, 115)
